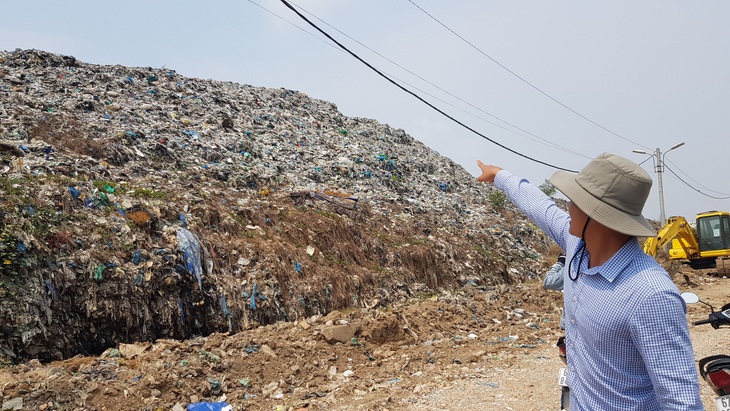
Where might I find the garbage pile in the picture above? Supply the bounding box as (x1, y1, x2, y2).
(0, 49, 552, 362)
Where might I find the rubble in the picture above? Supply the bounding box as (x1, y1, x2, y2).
(0, 48, 554, 364)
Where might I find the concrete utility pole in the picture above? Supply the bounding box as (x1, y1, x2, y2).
(633, 142, 685, 226)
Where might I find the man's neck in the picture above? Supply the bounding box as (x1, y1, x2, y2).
(584, 225, 633, 268)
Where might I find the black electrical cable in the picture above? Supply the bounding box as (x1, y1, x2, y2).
(246, 0, 342, 53)
(279, 0, 577, 172)
(637, 156, 652, 166)
(250, 0, 563, 153)
(664, 159, 730, 197)
(406, 0, 651, 151)
(663, 163, 730, 200)
(285, 1, 590, 160)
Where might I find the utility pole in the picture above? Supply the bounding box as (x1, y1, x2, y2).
(655, 147, 667, 226)
(633, 142, 685, 226)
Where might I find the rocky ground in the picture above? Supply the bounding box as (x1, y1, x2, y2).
(0, 268, 726, 411)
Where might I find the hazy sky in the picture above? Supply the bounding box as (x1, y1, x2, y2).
(3, 1, 730, 222)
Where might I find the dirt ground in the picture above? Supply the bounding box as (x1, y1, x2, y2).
(0, 269, 727, 411)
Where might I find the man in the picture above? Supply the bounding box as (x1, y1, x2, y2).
(543, 254, 569, 411)
(543, 254, 565, 329)
(543, 254, 565, 292)
(476, 153, 702, 410)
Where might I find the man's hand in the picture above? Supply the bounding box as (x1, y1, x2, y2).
(476, 160, 503, 184)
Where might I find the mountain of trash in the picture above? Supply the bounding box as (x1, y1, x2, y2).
(0, 49, 553, 363)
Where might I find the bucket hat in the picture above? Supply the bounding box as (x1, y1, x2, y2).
(550, 153, 656, 237)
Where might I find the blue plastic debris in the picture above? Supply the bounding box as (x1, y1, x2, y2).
(294, 262, 302, 273)
(249, 283, 267, 310)
(220, 295, 229, 317)
(207, 377, 222, 395)
(45, 279, 59, 301)
(132, 250, 144, 265)
(68, 186, 81, 198)
(177, 228, 203, 290)
(187, 402, 232, 411)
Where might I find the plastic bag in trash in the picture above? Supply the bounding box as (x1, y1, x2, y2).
(177, 227, 203, 290)
(187, 402, 232, 411)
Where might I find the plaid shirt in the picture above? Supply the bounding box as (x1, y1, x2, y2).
(495, 171, 703, 410)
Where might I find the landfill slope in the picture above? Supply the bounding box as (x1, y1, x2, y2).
(0, 49, 552, 364)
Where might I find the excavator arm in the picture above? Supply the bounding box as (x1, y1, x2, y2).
(643, 216, 701, 259)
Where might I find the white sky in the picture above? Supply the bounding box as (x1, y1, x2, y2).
(2, 0, 730, 222)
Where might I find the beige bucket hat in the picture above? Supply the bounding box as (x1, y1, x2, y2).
(550, 153, 656, 237)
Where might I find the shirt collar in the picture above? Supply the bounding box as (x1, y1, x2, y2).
(580, 238, 639, 282)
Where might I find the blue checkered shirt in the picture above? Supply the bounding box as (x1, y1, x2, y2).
(495, 171, 703, 410)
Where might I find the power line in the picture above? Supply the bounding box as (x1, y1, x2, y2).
(406, 0, 652, 151)
(286, 1, 590, 160)
(274, 0, 717, 186)
(249, 0, 561, 151)
(245, 0, 343, 54)
(250, 0, 567, 153)
(374, 72, 585, 154)
(663, 163, 730, 200)
(279, 0, 576, 172)
(665, 158, 730, 197)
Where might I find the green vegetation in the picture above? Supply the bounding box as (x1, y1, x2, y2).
(539, 179, 557, 197)
(0, 176, 31, 196)
(488, 190, 508, 210)
(92, 180, 117, 192)
(130, 187, 168, 199)
(473, 245, 490, 258)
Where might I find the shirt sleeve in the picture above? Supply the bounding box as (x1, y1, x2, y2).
(629, 289, 703, 410)
(543, 263, 565, 290)
(493, 170, 571, 251)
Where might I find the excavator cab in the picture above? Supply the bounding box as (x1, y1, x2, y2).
(696, 211, 730, 253)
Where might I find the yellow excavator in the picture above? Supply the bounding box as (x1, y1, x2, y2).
(643, 210, 730, 269)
